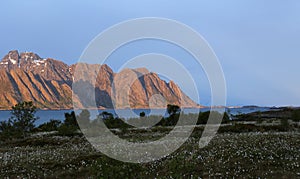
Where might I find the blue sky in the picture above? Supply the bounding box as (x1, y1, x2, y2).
(1, 0, 300, 106)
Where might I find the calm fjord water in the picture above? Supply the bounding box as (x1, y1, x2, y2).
(0, 107, 274, 125)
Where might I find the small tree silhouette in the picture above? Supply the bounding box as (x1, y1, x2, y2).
(167, 104, 181, 116)
(58, 111, 80, 136)
(100, 111, 114, 120)
(139, 111, 146, 118)
(77, 109, 91, 128)
(9, 101, 39, 137)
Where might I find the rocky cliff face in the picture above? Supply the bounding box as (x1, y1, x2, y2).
(0, 50, 198, 109)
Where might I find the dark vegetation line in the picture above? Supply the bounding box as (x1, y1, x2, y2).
(0, 102, 300, 141)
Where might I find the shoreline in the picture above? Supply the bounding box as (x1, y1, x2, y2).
(0, 105, 297, 111)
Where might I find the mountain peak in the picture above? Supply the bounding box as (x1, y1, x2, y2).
(19, 51, 42, 62)
(0, 50, 199, 109)
(1, 50, 20, 65)
(100, 64, 113, 74)
(133, 67, 149, 75)
(0, 50, 46, 70)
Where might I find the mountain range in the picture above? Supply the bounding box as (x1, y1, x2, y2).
(0, 50, 198, 110)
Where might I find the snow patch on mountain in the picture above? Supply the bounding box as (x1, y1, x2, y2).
(0, 62, 8, 65)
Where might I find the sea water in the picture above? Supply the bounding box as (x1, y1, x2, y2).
(0, 107, 274, 126)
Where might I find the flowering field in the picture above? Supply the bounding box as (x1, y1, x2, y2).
(0, 128, 299, 178)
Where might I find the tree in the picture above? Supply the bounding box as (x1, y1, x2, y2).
(77, 109, 91, 128)
(139, 111, 146, 118)
(64, 111, 78, 127)
(156, 104, 181, 126)
(100, 111, 114, 120)
(9, 101, 39, 137)
(58, 111, 80, 136)
(167, 104, 181, 116)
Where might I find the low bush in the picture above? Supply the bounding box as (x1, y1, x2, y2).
(57, 111, 81, 136)
(291, 109, 300, 122)
(37, 119, 61, 132)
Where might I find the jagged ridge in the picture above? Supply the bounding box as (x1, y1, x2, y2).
(0, 50, 198, 109)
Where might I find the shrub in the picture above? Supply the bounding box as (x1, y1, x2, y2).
(197, 111, 230, 125)
(234, 113, 256, 121)
(218, 123, 263, 133)
(77, 109, 91, 128)
(280, 118, 289, 130)
(0, 120, 19, 140)
(291, 109, 300, 122)
(104, 117, 132, 129)
(100, 111, 114, 120)
(156, 114, 180, 126)
(58, 111, 80, 136)
(37, 119, 61, 132)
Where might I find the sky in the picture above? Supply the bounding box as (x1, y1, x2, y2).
(1, 0, 300, 106)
